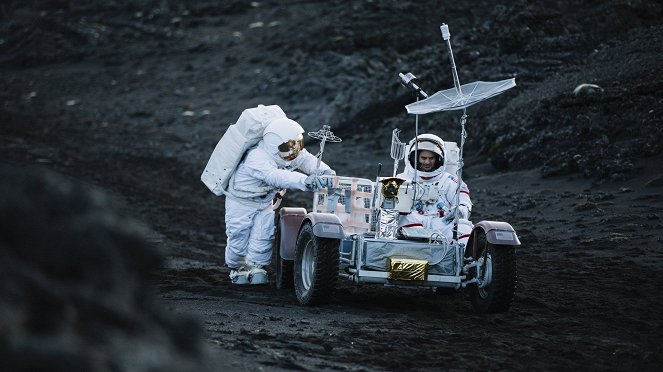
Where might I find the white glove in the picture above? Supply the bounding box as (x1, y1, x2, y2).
(318, 177, 334, 189)
(304, 174, 324, 191)
(443, 208, 455, 224)
(444, 205, 470, 223)
(318, 169, 336, 189)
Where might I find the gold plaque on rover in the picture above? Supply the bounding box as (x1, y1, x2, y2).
(387, 257, 429, 281)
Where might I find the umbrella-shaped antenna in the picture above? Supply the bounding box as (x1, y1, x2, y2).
(308, 125, 342, 173)
(405, 24, 516, 115)
(405, 79, 516, 114)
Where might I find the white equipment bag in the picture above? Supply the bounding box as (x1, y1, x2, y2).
(201, 104, 286, 196)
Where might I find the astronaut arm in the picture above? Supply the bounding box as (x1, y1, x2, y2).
(442, 177, 471, 207)
(259, 168, 308, 191)
(292, 149, 334, 175)
(244, 151, 309, 191)
(458, 185, 472, 210)
(439, 177, 472, 220)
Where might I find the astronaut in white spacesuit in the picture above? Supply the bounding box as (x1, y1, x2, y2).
(397, 133, 473, 246)
(224, 118, 335, 285)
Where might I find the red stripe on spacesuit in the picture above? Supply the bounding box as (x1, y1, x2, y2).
(401, 223, 424, 228)
(460, 190, 470, 195)
(458, 234, 470, 239)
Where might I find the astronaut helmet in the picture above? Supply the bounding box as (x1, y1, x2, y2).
(263, 118, 305, 160)
(406, 133, 445, 172)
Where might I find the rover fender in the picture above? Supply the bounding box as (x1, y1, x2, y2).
(305, 212, 345, 240)
(277, 207, 307, 260)
(465, 220, 521, 258)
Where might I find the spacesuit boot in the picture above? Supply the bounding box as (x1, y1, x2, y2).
(229, 266, 250, 285)
(247, 262, 269, 285)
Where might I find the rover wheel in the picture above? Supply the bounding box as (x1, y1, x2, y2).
(273, 213, 293, 290)
(468, 230, 517, 313)
(294, 222, 339, 305)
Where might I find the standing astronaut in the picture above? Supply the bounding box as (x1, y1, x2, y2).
(224, 118, 335, 285)
(396, 133, 473, 246)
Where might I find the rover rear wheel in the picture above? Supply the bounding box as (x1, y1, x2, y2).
(468, 229, 517, 313)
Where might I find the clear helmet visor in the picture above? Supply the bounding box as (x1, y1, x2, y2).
(409, 139, 444, 171)
(277, 134, 304, 160)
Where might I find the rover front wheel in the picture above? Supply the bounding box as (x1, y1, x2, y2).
(294, 222, 339, 305)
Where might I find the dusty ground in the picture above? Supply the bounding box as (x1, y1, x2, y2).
(1, 0, 662, 370)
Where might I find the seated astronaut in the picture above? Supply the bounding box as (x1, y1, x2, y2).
(392, 133, 473, 246)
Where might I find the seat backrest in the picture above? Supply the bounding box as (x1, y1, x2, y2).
(312, 176, 374, 236)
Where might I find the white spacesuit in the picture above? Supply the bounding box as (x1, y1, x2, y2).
(397, 134, 473, 246)
(224, 118, 334, 285)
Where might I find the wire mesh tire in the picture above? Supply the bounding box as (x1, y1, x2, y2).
(273, 213, 294, 290)
(468, 230, 517, 313)
(294, 222, 339, 305)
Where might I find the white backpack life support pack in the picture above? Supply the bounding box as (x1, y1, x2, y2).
(201, 104, 286, 196)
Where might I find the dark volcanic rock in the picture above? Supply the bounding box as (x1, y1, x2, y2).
(0, 166, 214, 372)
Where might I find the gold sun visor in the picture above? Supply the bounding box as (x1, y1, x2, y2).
(277, 134, 304, 160)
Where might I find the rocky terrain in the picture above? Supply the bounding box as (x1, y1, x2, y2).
(1, 0, 662, 370)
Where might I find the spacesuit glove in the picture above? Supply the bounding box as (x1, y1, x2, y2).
(443, 209, 455, 224)
(443, 205, 470, 224)
(318, 169, 336, 189)
(304, 174, 324, 191)
(321, 177, 334, 189)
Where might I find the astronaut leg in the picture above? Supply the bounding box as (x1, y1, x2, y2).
(429, 217, 455, 244)
(398, 213, 426, 228)
(456, 219, 474, 247)
(431, 217, 473, 246)
(245, 203, 275, 285)
(224, 198, 257, 284)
